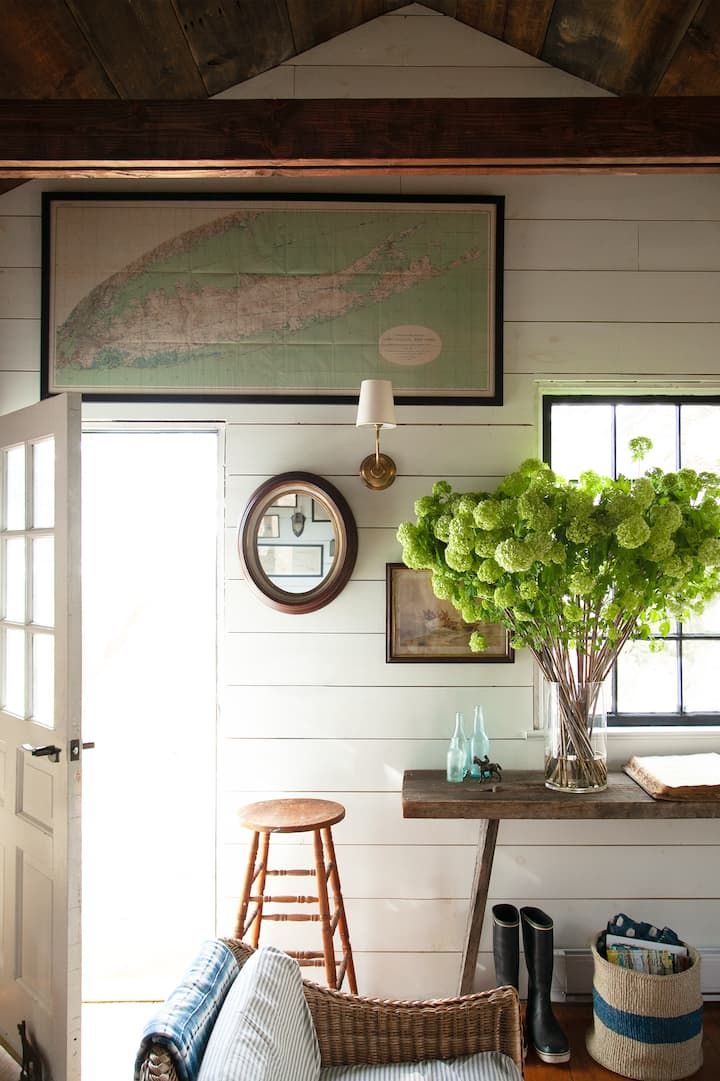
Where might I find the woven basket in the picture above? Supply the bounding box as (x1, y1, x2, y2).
(586, 936, 703, 1081)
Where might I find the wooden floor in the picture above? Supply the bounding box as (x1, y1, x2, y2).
(525, 1004, 720, 1079)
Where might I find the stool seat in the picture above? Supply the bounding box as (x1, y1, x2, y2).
(239, 798, 345, 834)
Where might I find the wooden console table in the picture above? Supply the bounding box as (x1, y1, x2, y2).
(402, 769, 720, 995)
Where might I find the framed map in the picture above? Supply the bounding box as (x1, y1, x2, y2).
(42, 193, 504, 404)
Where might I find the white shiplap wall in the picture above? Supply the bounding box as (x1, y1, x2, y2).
(2, 5, 720, 1000)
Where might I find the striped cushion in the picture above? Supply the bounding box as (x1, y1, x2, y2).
(197, 946, 320, 1081)
(320, 1053, 522, 1081)
(134, 939, 240, 1081)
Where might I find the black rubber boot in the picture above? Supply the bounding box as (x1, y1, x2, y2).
(492, 904, 520, 990)
(520, 906, 570, 1064)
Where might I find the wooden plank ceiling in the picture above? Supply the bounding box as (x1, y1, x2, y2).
(0, 0, 718, 102)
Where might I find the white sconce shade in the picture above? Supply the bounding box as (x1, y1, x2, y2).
(355, 380, 397, 490)
(355, 380, 396, 429)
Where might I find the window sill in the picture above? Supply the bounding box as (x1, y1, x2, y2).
(524, 726, 720, 771)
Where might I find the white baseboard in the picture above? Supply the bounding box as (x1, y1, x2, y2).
(555, 947, 720, 1002)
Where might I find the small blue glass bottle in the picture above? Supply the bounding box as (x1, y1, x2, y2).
(446, 711, 467, 783)
(468, 705, 491, 779)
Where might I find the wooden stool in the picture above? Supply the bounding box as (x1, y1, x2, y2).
(234, 798, 357, 994)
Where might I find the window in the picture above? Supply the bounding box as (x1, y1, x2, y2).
(544, 396, 720, 727)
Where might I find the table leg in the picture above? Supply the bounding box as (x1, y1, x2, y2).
(459, 818, 499, 996)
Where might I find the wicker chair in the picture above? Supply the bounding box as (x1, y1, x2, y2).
(138, 939, 524, 1080)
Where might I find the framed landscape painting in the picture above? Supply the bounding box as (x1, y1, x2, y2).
(386, 564, 513, 664)
(41, 193, 503, 404)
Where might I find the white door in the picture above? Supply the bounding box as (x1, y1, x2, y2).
(0, 394, 82, 1081)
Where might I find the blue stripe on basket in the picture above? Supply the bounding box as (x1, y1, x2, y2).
(593, 988, 702, 1045)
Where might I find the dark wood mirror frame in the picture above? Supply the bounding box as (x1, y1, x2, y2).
(238, 472, 358, 614)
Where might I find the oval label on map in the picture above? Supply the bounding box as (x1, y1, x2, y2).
(379, 325, 442, 367)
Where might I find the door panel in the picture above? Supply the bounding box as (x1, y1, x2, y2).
(0, 393, 81, 1081)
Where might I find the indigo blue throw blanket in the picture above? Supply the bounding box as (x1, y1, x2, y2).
(134, 939, 240, 1081)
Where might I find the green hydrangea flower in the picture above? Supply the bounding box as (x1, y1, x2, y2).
(473, 501, 502, 530)
(431, 574, 453, 600)
(469, 631, 488, 652)
(456, 495, 478, 517)
(569, 571, 594, 594)
(567, 517, 599, 544)
(432, 480, 452, 498)
(495, 538, 535, 573)
(520, 580, 539, 601)
(651, 502, 683, 536)
(477, 558, 503, 584)
(433, 515, 452, 542)
(632, 476, 655, 510)
(629, 436, 653, 461)
(445, 546, 473, 572)
(493, 583, 516, 609)
(699, 538, 720, 566)
(413, 495, 435, 518)
(616, 515, 651, 549)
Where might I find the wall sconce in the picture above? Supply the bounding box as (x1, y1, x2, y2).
(356, 379, 397, 490)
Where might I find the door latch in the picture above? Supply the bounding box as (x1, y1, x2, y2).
(69, 740, 96, 761)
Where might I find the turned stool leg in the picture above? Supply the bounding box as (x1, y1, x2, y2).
(323, 826, 357, 994)
(250, 831, 271, 948)
(312, 828, 338, 989)
(234, 830, 260, 940)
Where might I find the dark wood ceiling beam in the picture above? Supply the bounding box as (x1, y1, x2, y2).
(0, 0, 117, 97)
(285, 1, 387, 55)
(171, 0, 295, 96)
(542, 0, 704, 95)
(658, 0, 720, 94)
(0, 98, 719, 176)
(64, 0, 207, 99)
(456, 0, 555, 56)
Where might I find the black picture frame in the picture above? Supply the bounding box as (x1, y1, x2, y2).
(386, 564, 514, 664)
(42, 192, 504, 405)
(257, 543, 324, 579)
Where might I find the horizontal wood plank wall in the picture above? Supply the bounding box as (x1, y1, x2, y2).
(1, 7, 719, 998)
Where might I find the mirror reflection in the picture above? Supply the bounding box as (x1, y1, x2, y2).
(255, 491, 337, 594)
(238, 473, 358, 614)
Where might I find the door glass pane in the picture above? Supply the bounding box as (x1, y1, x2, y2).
(4, 626, 25, 715)
(616, 640, 678, 713)
(681, 405, 720, 473)
(550, 404, 612, 479)
(5, 537, 26, 622)
(32, 438, 55, 529)
(32, 633, 54, 728)
(5, 444, 26, 531)
(32, 537, 54, 628)
(683, 641, 720, 713)
(616, 404, 676, 477)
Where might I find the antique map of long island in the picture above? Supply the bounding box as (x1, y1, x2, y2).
(46, 198, 500, 401)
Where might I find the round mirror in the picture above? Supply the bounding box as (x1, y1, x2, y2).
(238, 473, 358, 614)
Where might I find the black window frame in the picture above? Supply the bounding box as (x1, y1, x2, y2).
(543, 394, 720, 728)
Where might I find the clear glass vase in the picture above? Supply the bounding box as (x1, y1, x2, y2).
(544, 681, 608, 792)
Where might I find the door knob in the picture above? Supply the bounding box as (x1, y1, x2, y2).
(22, 743, 61, 763)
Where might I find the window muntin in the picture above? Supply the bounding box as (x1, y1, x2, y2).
(544, 396, 720, 726)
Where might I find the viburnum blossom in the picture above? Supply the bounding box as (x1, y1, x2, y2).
(397, 445, 720, 789)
